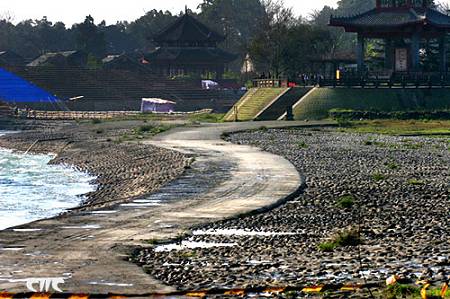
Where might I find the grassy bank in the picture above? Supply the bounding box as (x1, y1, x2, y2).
(294, 88, 450, 120)
(338, 119, 450, 136)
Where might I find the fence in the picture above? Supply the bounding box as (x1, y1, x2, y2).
(20, 109, 213, 120)
(320, 72, 450, 88)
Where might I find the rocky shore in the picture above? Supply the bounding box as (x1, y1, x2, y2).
(133, 128, 449, 291)
(0, 121, 190, 210)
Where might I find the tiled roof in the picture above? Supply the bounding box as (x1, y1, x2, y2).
(153, 13, 225, 43)
(330, 8, 450, 29)
(146, 47, 237, 64)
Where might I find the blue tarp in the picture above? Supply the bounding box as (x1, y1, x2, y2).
(0, 68, 59, 103)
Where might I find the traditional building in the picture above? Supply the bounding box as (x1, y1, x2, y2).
(330, 0, 450, 73)
(145, 11, 236, 79)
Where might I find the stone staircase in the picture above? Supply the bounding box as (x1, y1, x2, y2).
(224, 88, 289, 121)
(255, 87, 312, 121)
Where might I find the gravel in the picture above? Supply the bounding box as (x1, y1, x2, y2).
(133, 128, 450, 290)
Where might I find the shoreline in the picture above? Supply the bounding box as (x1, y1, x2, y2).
(0, 146, 96, 230)
(0, 121, 190, 212)
(0, 121, 307, 293)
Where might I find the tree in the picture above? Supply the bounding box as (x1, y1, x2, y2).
(73, 15, 106, 58)
(198, 0, 266, 70)
(249, 0, 296, 77)
(281, 24, 334, 78)
(127, 10, 176, 51)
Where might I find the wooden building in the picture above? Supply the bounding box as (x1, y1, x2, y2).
(330, 0, 450, 74)
(145, 11, 236, 79)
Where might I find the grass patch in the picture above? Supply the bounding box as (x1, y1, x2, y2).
(318, 228, 361, 252)
(384, 284, 421, 299)
(189, 113, 225, 123)
(297, 141, 308, 149)
(134, 124, 172, 136)
(336, 195, 355, 209)
(372, 172, 387, 181)
(408, 179, 425, 186)
(318, 241, 337, 252)
(386, 161, 400, 170)
(91, 118, 102, 124)
(341, 120, 450, 136)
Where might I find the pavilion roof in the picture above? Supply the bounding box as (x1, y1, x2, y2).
(153, 13, 225, 44)
(330, 8, 450, 30)
(146, 47, 237, 64)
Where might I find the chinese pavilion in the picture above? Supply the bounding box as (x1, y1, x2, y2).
(330, 0, 450, 73)
(146, 11, 237, 79)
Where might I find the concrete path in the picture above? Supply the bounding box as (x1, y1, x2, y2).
(0, 121, 329, 294)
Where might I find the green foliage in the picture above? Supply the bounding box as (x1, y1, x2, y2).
(297, 141, 308, 149)
(408, 179, 425, 186)
(336, 195, 355, 209)
(91, 118, 102, 124)
(334, 229, 361, 247)
(73, 15, 106, 58)
(318, 241, 337, 252)
(386, 161, 400, 170)
(372, 172, 387, 181)
(318, 228, 361, 252)
(134, 124, 171, 136)
(384, 284, 420, 299)
(188, 113, 224, 123)
(86, 53, 102, 69)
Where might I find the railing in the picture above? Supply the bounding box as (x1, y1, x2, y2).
(320, 72, 450, 88)
(253, 79, 289, 88)
(20, 109, 213, 120)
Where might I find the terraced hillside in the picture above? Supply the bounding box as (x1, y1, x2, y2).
(293, 88, 450, 120)
(224, 88, 289, 121)
(5, 67, 242, 112)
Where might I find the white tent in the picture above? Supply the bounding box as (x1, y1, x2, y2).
(141, 98, 176, 113)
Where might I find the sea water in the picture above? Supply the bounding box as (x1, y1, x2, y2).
(0, 131, 96, 230)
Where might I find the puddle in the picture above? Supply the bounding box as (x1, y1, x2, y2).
(154, 241, 238, 252)
(61, 225, 101, 229)
(12, 228, 43, 232)
(89, 281, 133, 287)
(193, 229, 297, 237)
(0, 247, 24, 251)
(90, 211, 117, 215)
(120, 203, 161, 207)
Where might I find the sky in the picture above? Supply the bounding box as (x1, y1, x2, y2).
(0, 0, 338, 26)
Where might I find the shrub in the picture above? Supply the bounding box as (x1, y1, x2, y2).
(408, 179, 425, 186)
(336, 195, 355, 209)
(386, 161, 399, 170)
(91, 119, 101, 124)
(334, 229, 361, 247)
(372, 172, 387, 181)
(318, 242, 337, 252)
(297, 141, 308, 149)
(318, 228, 361, 252)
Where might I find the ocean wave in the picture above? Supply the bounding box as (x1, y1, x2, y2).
(0, 131, 97, 230)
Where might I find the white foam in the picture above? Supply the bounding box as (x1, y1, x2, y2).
(0, 139, 97, 231)
(154, 241, 238, 252)
(193, 228, 297, 237)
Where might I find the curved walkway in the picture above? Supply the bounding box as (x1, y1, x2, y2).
(0, 121, 328, 294)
